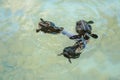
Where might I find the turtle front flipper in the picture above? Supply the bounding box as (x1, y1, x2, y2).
(90, 34, 98, 39)
(87, 20, 94, 24)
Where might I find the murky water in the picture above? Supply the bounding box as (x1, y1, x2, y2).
(0, 0, 120, 80)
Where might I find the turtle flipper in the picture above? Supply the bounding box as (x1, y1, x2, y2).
(90, 34, 98, 39)
(36, 29, 41, 33)
(68, 58, 72, 63)
(87, 21, 94, 24)
(40, 18, 46, 23)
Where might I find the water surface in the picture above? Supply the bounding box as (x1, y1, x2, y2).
(0, 0, 120, 80)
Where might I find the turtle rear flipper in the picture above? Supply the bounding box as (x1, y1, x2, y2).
(68, 58, 72, 63)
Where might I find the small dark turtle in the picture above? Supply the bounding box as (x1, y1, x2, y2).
(36, 18, 64, 34)
(58, 45, 81, 63)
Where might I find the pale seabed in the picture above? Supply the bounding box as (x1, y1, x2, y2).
(0, 0, 120, 80)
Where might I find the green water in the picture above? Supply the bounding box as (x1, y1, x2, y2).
(0, 0, 120, 80)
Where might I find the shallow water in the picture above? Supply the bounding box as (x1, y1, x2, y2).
(0, 0, 120, 80)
